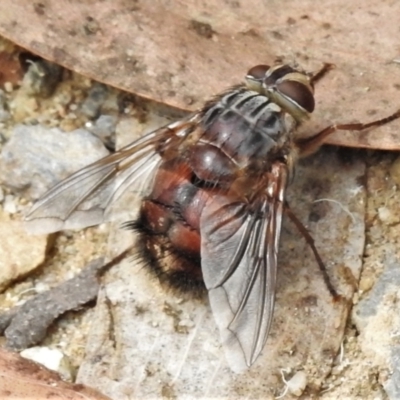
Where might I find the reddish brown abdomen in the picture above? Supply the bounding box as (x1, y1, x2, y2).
(132, 154, 231, 294)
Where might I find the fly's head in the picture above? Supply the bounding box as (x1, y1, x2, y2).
(245, 64, 315, 123)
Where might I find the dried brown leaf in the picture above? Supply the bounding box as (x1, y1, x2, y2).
(0, 1, 399, 149)
(0, 347, 111, 399)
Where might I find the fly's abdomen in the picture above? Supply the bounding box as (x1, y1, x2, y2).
(132, 159, 218, 295)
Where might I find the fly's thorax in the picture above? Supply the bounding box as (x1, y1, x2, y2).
(199, 87, 297, 168)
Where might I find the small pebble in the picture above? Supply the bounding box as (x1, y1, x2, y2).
(378, 206, 397, 224)
(4, 82, 13, 93)
(87, 114, 117, 147)
(287, 371, 307, 396)
(359, 275, 375, 293)
(20, 346, 74, 381)
(3, 194, 17, 214)
(34, 282, 50, 293)
(80, 83, 108, 118)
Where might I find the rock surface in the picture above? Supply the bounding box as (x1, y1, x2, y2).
(0, 219, 48, 292)
(0, 124, 109, 199)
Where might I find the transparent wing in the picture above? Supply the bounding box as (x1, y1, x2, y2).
(25, 116, 199, 234)
(200, 163, 287, 372)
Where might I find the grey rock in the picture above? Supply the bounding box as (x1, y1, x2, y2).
(386, 346, 400, 400)
(353, 257, 400, 400)
(0, 124, 109, 199)
(3, 258, 105, 350)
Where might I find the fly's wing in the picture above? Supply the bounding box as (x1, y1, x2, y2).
(25, 116, 199, 234)
(200, 163, 287, 373)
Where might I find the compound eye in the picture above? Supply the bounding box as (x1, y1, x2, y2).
(264, 65, 295, 85)
(276, 80, 315, 113)
(246, 64, 270, 81)
(245, 64, 270, 92)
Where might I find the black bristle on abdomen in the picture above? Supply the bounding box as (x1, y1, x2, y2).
(125, 215, 206, 298)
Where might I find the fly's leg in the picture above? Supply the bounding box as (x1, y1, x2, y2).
(284, 203, 341, 301)
(310, 63, 335, 85)
(296, 109, 400, 156)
